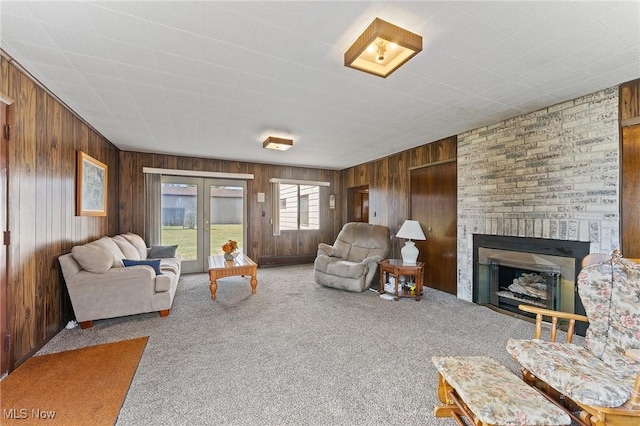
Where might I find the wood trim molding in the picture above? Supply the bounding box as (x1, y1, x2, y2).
(0, 92, 14, 105)
(142, 167, 254, 180)
(408, 157, 456, 171)
(621, 117, 640, 128)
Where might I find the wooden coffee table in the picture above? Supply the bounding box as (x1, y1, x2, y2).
(207, 253, 258, 300)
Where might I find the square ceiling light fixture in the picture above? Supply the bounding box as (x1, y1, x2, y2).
(344, 18, 422, 78)
(263, 136, 293, 151)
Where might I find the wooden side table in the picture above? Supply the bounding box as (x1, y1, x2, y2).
(379, 259, 425, 301)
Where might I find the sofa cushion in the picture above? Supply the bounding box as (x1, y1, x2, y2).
(506, 338, 637, 407)
(578, 257, 640, 371)
(323, 259, 366, 279)
(112, 235, 141, 260)
(122, 259, 162, 275)
(123, 233, 148, 260)
(92, 236, 126, 268)
(71, 244, 112, 274)
(149, 245, 178, 259)
(605, 257, 640, 369)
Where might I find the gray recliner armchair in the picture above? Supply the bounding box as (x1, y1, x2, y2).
(314, 222, 390, 292)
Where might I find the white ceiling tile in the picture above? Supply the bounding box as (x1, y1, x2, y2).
(117, 63, 164, 87)
(27, 1, 97, 33)
(1, 38, 74, 70)
(65, 51, 120, 78)
(199, 82, 236, 102)
(200, 61, 241, 87)
(2, 1, 36, 19)
(103, 38, 159, 70)
(142, 1, 204, 34)
(210, 2, 265, 22)
(157, 52, 201, 80)
(148, 23, 202, 61)
(258, 1, 325, 35)
(0, 11, 57, 47)
(89, 1, 148, 19)
(161, 73, 201, 95)
(250, 22, 307, 62)
(84, 3, 155, 49)
(127, 81, 166, 101)
(201, 4, 260, 48)
(85, 74, 130, 94)
(165, 88, 200, 107)
(40, 23, 110, 58)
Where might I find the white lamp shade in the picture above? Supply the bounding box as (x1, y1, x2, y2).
(396, 220, 426, 240)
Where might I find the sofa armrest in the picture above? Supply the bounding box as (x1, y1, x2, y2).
(64, 267, 158, 323)
(518, 304, 589, 343)
(362, 255, 383, 265)
(318, 243, 340, 257)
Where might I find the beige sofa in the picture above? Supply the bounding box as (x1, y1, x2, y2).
(58, 233, 181, 329)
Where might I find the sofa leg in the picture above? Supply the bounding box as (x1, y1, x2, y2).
(79, 320, 93, 329)
(159, 309, 170, 317)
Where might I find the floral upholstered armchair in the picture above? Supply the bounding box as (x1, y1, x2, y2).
(506, 252, 640, 426)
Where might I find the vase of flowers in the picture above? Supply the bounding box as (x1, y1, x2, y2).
(222, 239, 238, 261)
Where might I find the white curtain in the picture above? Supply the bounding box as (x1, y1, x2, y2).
(144, 172, 162, 246)
(271, 181, 280, 236)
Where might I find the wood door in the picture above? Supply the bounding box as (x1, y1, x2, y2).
(348, 185, 369, 223)
(622, 125, 640, 258)
(410, 160, 457, 295)
(1, 102, 8, 374)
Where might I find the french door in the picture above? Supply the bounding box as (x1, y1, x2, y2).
(160, 176, 246, 273)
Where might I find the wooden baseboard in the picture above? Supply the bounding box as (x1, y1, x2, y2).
(258, 254, 315, 267)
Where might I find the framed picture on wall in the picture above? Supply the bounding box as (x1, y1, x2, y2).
(76, 151, 108, 216)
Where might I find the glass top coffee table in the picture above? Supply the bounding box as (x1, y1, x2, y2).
(207, 253, 258, 300)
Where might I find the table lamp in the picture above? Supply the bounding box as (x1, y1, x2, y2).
(396, 220, 426, 264)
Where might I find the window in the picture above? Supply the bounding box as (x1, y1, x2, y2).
(278, 184, 319, 231)
(270, 178, 329, 235)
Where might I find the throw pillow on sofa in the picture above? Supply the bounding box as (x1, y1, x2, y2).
(71, 244, 112, 274)
(122, 259, 162, 275)
(148, 245, 178, 258)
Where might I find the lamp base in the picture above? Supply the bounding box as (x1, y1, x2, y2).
(401, 240, 419, 264)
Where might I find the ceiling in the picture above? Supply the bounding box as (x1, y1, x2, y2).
(1, 1, 639, 170)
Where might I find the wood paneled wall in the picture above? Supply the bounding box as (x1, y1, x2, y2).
(118, 151, 341, 262)
(341, 137, 457, 258)
(1, 60, 119, 367)
(620, 78, 640, 125)
(620, 79, 640, 257)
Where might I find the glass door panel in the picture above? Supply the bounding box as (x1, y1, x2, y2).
(161, 177, 203, 273)
(207, 180, 246, 257)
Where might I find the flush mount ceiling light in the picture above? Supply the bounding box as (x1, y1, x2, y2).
(263, 136, 293, 151)
(344, 18, 422, 78)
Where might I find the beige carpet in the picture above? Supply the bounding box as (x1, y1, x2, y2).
(0, 337, 148, 425)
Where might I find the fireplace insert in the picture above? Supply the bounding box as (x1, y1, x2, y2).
(473, 235, 590, 336)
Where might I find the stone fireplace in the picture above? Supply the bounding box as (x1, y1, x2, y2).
(473, 234, 590, 335)
(456, 87, 620, 327)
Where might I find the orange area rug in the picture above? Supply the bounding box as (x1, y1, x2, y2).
(0, 336, 148, 425)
